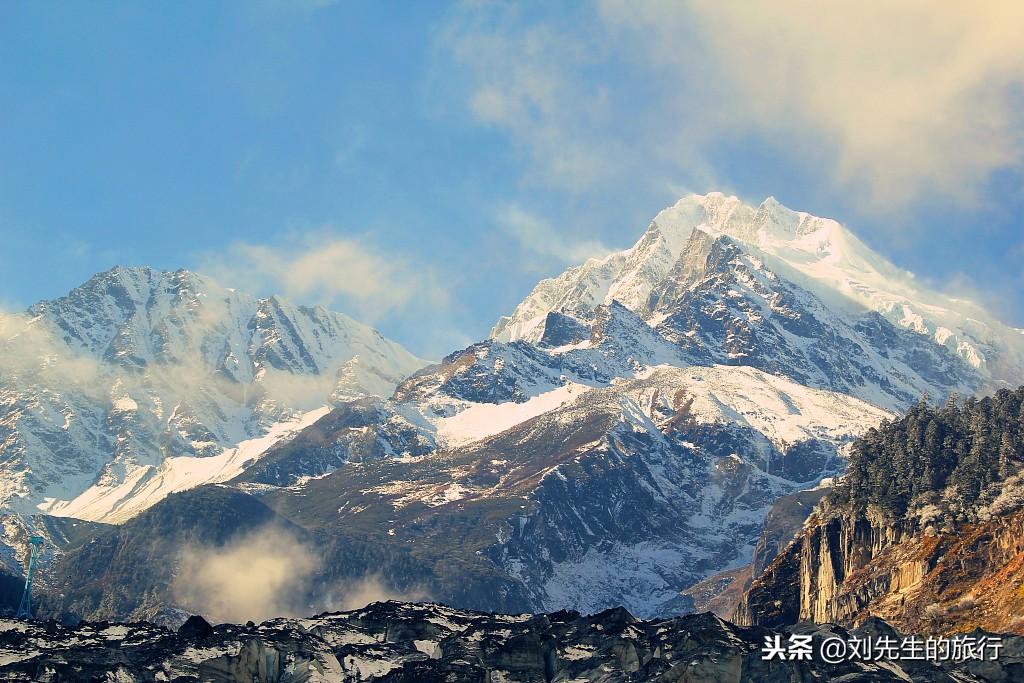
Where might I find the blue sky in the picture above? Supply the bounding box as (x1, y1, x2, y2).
(2, 1, 1023, 358)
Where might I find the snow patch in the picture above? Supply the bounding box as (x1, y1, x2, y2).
(39, 406, 330, 523)
(433, 383, 585, 447)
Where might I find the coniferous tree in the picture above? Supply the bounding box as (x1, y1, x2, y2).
(1000, 431, 1018, 480)
(835, 387, 1024, 516)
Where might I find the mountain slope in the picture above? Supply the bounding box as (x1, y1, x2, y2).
(49, 364, 889, 621)
(0, 266, 428, 517)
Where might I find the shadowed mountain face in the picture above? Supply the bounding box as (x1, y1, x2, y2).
(40, 487, 303, 625)
(2, 601, 1022, 682)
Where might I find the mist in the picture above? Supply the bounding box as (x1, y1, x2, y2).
(172, 526, 320, 624)
(318, 574, 430, 613)
(0, 311, 104, 395)
(172, 525, 431, 624)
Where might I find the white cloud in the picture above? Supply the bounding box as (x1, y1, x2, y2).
(616, 0, 1024, 208)
(496, 202, 611, 264)
(173, 526, 319, 624)
(172, 525, 430, 623)
(199, 232, 449, 322)
(0, 311, 104, 395)
(441, 0, 1024, 210)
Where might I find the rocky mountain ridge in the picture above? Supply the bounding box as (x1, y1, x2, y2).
(2, 601, 1021, 682)
(5, 194, 1023, 634)
(493, 193, 1024, 408)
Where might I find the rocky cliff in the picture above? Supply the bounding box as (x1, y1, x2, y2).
(737, 500, 1024, 636)
(737, 387, 1024, 635)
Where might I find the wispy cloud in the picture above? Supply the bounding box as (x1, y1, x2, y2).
(611, 0, 1024, 209)
(319, 574, 429, 612)
(0, 311, 104, 395)
(496, 202, 611, 264)
(440, 0, 1024, 212)
(198, 232, 449, 322)
(440, 3, 625, 193)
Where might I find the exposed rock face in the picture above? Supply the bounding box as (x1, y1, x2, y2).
(751, 488, 828, 577)
(734, 531, 803, 629)
(2, 601, 1021, 682)
(736, 502, 1024, 636)
(738, 386, 1024, 637)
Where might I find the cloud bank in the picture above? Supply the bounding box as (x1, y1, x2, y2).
(442, 1, 1024, 211)
(172, 525, 430, 624)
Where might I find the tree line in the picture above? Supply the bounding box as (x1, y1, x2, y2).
(833, 386, 1024, 517)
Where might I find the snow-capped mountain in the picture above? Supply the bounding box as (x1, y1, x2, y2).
(465, 366, 889, 616)
(493, 193, 1024, 407)
(13, 194, 1024, 625)
(0, 266, 428, 518)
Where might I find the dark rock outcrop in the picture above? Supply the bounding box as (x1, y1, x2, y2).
(178, 614, 214, 640)
(2, 601, 1021, 682)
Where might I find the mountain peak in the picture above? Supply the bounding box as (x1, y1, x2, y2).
(652, 193, 846, 251)
(493, 193, 1024, 390)
(42, 265, 215, 310)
